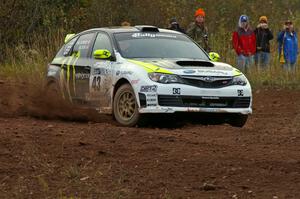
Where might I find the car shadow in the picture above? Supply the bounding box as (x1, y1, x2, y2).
(139, 113, 229, 129)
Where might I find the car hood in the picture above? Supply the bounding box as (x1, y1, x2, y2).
(128, 58, 242, 77)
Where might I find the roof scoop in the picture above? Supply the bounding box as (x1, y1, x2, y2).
(135, 25, 159, 32)
(176, 61, 215, 67)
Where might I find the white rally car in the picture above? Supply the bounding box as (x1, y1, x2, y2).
(47, 26, 252, 127)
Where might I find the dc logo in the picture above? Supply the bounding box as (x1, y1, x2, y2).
(237, 90, 244, 96)
(173, 88, 181, 95)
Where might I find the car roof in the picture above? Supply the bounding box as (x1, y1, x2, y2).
(78, 25, 183, 35)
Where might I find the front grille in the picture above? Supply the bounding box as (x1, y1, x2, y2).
(158, 95, 251, 108)
(180, 75, 233, 88)
(232, 97, 251, 108)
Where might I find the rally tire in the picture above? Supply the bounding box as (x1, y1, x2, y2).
(228, 114, 248, 127)
(113, 84, 141, 127)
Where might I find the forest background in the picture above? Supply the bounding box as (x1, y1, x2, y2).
(1, 0, 300, 87)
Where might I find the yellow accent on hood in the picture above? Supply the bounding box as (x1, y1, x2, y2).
(233, 68, 242, 76)
(128, 59, 173, 74)
(52, 57, 64, 64)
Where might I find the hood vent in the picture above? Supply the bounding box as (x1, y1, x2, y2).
(176, 61, 214, 67)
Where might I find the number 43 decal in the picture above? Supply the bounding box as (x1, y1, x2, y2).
(92, 76, 101, 91)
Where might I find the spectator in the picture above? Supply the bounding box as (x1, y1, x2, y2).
(121, 21, 131, 27)
(232, 15, 256, 72)
(167, 17, 186, 34)
(277, 20, 298, 71)
(187, 8, 211, 52)
(254, 16, 274, 68)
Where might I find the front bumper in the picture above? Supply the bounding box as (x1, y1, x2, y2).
(139, 106, 252, 114)
(136, 83, 252, 115)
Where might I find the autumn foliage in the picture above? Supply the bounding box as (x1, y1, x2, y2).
(1, 1, 300, 87)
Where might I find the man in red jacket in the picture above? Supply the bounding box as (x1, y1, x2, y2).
(232, 15, 256, 72)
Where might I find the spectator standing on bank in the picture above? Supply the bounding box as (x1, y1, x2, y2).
(277, 20, 298, 71)
(187, 8, 211, 52)
(254, 16, 273, 68)
(167, 17, 186, 34)
(232, 15, 256, 72)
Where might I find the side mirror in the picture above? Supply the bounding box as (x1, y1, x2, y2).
(209, 52, 220, 62)
(64, 33, 75, 44)
(93, 49, 112, 60)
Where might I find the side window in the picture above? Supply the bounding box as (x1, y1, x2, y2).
(54, 46, 65, 58)
(72, 33, 95, 58)
(62, 36, 78, 57)
(92, 33, 113, 54)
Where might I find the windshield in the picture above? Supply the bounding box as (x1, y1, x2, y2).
(114, 32, 209, 60)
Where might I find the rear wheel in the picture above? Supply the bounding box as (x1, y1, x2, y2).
(113, 84, 140, 127)
(228, 114, 248, 127)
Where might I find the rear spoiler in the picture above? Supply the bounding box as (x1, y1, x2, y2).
(64, 33, 76, 43)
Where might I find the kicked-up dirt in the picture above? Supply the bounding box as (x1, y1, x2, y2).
(0, 78, 300, 198)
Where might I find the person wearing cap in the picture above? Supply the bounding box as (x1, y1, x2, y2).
(277, 20, 298, 70)
(167, 17, 186, 34)
(187, 8, 211, 52)
(232, 15, 256, 72)
(254, 16, 274, 68)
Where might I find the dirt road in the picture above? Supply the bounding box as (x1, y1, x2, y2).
(0, 80, 300, 198)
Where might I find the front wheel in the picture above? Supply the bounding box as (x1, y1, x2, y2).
(44, 81, 61, 101)
(227, 114, 248, 127)
(113, 84, 141, 127)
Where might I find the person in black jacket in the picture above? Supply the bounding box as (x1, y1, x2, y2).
(254, 16, 274, 68)
(167, 17, 186, 34)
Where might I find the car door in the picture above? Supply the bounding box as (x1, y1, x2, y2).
(89, 32, 115, 111)
(67, 32, 96, 103)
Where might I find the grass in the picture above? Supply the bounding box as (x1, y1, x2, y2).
(64, 165, 82, 181)
(213, 32, 300, 89)
(246, 63, 300, 89)
(0, 30, 63, 80)
(37, 175, 49, 192)
(0, 31, 299, 89)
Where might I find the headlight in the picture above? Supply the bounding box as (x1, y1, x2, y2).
(148, 73, 183, 84)
(232, 75, 247, 86)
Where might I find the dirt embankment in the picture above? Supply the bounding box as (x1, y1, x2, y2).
(0, 78, 300, 198)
